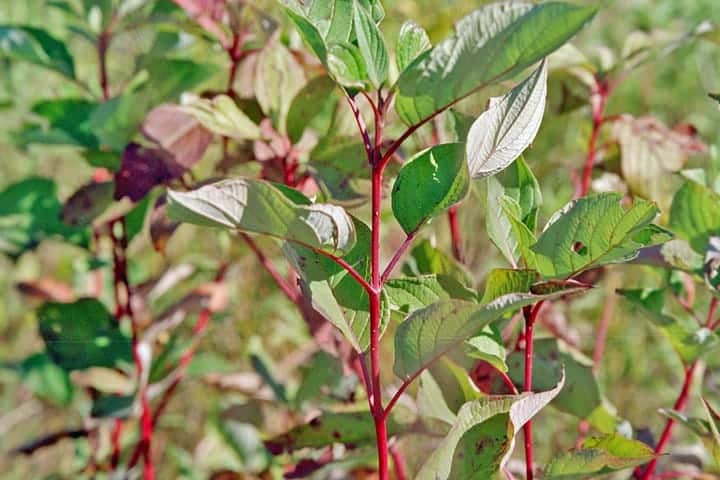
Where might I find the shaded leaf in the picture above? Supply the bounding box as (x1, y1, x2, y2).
(0, 25, 75, 78)
(392, 143, 469, 234)
(38, 298, 132, 371)
(182, 94, 261, 141)
(61, 181, 114, 227)
(286, 75, 338, 143)
(20, 353, 74, 406)
(480, 268, 536, 304)
(669, 180, 720, 254)
(113, 143, 176, 202)
(385, 275, 476, 315)
(142, 104, 213, 170)
(402, 239, 472, 286)
(466, 61, 547, 179)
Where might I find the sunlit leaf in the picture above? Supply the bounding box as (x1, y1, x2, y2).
(669, 180, 720, 254)
(396, 20, 431, 71)
(352, 0, 389, 88)
(0, 25, 75, 78)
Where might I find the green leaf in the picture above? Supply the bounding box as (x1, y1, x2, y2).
(265, 411, 389, 454)
(20, 353, 74, 406)
(467, 61, 547, 179)
(38, 298, 132, 371)
(286, 75, 338, 143)
(402, 239, 472, 286)
(328, 43, 370, 89)
(385, 275, 477, 315)
(393, 284, 587, 382)
(182, 94, 261, 141)
(507, 338, 621, 431)
(480, 268, 536, 304)
(0, 25, 75, 78)
(255, 35, 306, 130)
(284, 6, 329, 64)
(620, 288, 719, 364)
(465, 325, 508, 372)
(285, 217, 389, 351)
(545, 434, 656, 479)
(167, 178, 356, 256)
(416, 377, 565, 480)
(294, 351, 347, 407)
(703, 399, 720, 467)
(392, 143, 469, 234)
(144, 59, 216, 103)
(352, 0, 389, 89)
(486, 159, 541, 268)
(531, 193, 672, 279)
(0, 177, 89, 259)
(13, 98, 99, 149)
(396, 20, 431, 72)
(669, 180, 720, 254)
(417, 371, 458, 426)
(395, 2, 596, 125)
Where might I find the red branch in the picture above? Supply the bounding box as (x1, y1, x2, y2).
(97, 30, 111, 100)
(577, 76, 609, 198)
(110, 218, 154, 480)
(447, 206, 464, 263)
(381, 231, 418, 283)
(522, 302, 544, 480)
(390, 444, 408, 480)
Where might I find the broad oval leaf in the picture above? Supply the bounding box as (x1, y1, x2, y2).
(395, 2, 596, 125)
(669, 180, 720, 254)
(531, 193, 672, 279)
(286, 75, 338, 143)
(385, 275, 477, 315)
(391, 143, 469, 234)
(167, 178, 356, 256)
(38, 298, 132, 371)
(545, 434, 657, 479)
(328, 42, 370, 89)
(467, 61, 547, 179)
(416, 376, 565, 480)
(393, 283, 587, 381)
(396, 20, 431, 71)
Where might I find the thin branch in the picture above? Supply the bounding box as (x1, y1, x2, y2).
(314, 247, 375, 295)
(380, 231, 418, 284)
(241, 233, 300, 303)
(344, 93, 374, 162)
(12, 428, 91, 456)
(390, 444, 408, 480)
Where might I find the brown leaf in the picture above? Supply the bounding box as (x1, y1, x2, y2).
(16, 278, 75, 302)
(149, 196, 179, 254)
(142, 104, 213, 171)
(62, 181, 115, 227)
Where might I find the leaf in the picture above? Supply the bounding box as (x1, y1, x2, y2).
(61, 181, 115, 227)
(328, 43, 370, 89)
(168, 178, 356, 256)
(416, 376, 565, 480)
(396, 20, 431, 72)
(285, 217, 388, 351)
(38, 298, 132, 371)
(703, 399, 720, 467)
(620, 288, 719, 364)
(486, 157, 542, 266)
(402, 239, 472, 286)
(352, 0, 389, 89)
(392, 143, 469, 234)
(20, 353, 74, 406)
(669, 180, 720, 254)
(142, 104, 213, 171)
(385, 275, 476, 315)
(284, 6, 329, 64)
(255, 34, 306, 130)
(466, 61, 547, 179)
(418, 370, 458, 426)
(0, 177, 89, 259)
(393, 284, 587, 382)
(480, 269, 536, 304)
(13, 98, 99, 149)
(531, 193, 672, 279)
(507, 338, 620, 431)
(113, 143, 176, 202)
(545, 434, 656, 479)
(0, 25, 75, 78)
(395, 2, 596, 125)
(286, 75, 338, 143)
(182, 94, 261, 141)
(613, 115, 707, 211)
(465, 325, 508, 372)
(265, 411, 385, 454)
(294, 351, 346, 407)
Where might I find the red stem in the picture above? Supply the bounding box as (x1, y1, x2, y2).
(110, 419, 123, 468)
(111, 218, 154, 479)
(523, 302, 543, 480)
(577, 77, 609, 198)
(381, 231, 418, 283)
(447, 206, 464, 263)
(390, 444, 408, 480)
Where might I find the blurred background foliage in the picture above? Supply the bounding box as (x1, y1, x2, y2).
(0, 0, 719, 478)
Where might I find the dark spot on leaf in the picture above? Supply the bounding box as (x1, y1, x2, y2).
(572, 241, 587, 255)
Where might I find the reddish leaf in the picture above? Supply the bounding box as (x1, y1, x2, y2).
(173, 0, 229, 47)
(142, 104, 213, 171)
(16, 278, 75, 302)
(61, 181, 115, 227)
(114, 143, 176, 202)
